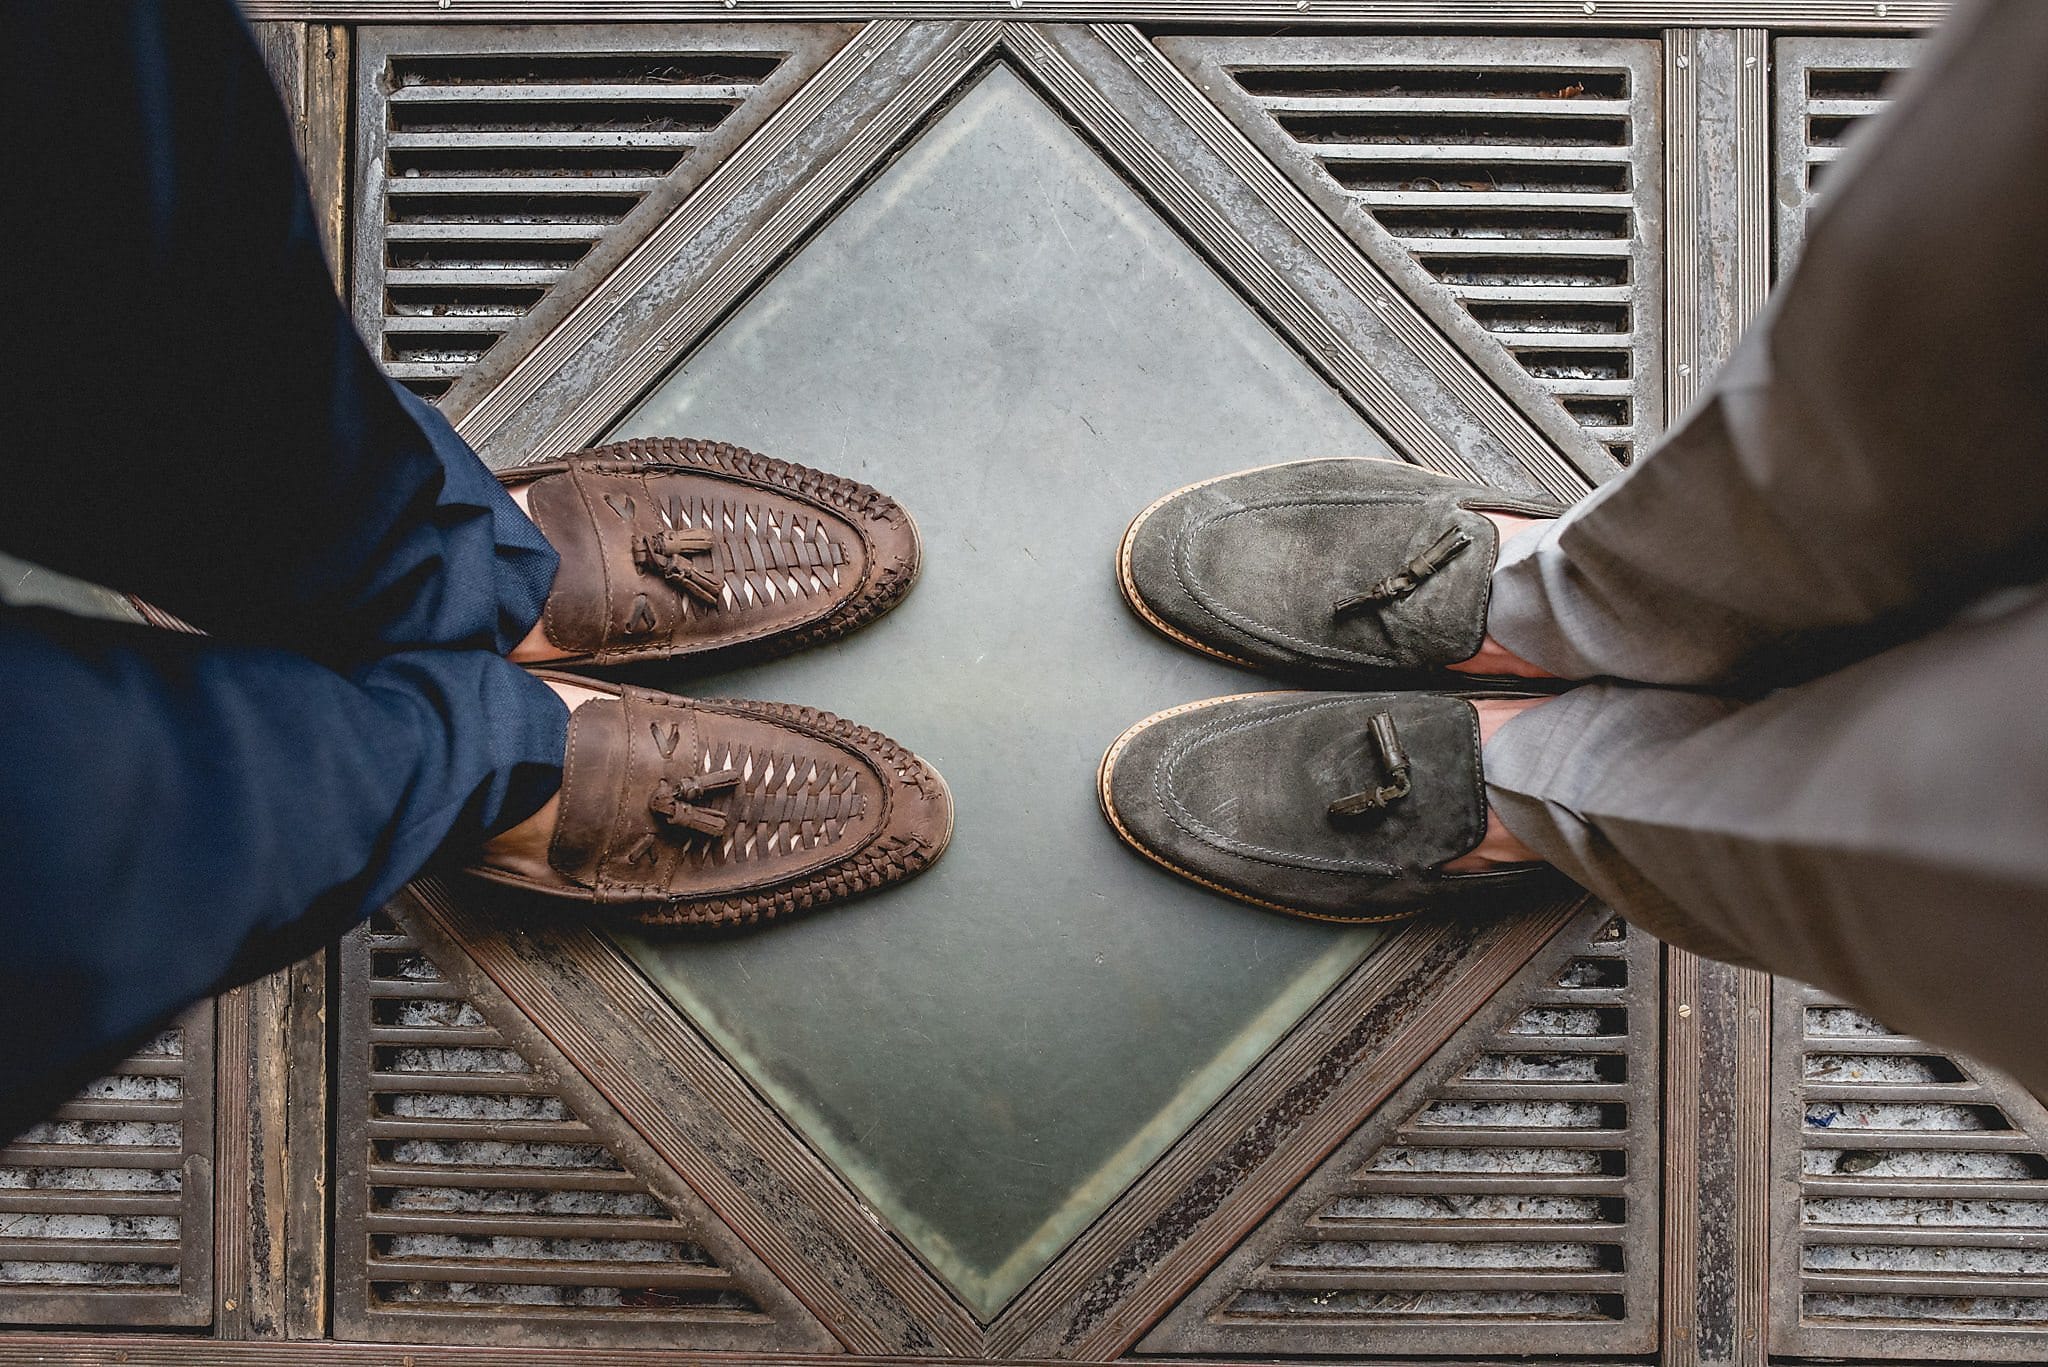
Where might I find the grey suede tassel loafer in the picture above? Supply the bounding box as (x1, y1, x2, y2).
(1098, 690, 1554, 923)
(1118, 458, 1557, 681)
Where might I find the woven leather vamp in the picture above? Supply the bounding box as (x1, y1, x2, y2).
(507, 439, 919, 667)
(540, 684, 951, 928)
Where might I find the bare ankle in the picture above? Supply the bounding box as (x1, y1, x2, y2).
(479, 677, 607, 869)
(1441, 694, 1549, 872)
(1446, 511, 1558, 680)
(505, 484, 572, 663)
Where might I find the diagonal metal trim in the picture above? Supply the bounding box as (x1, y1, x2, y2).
(350, 22, 861, 407)
(1149, 31, 1647, 477)
(407, 17, 1631, 1355)
(405, 880, 988, 1357)
(1138, 906, 1660, 1359)
(414, 872, 1580, 1359)
(1057, 25, 1609, 496)
(438, 19, 923, 435)
(452, 19, 1603, 502)
(449, 18, 982, 459)
(333, 902, 840, 1351)
(245, 2, 1950, 32)
(1007, 898, 1584, 1360)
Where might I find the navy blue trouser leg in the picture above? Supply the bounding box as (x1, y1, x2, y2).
(0, 2, 569, 1137)
(0, 1, 554, 662)
(0, 615, 568, 1140)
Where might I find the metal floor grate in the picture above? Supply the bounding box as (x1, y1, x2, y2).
(0, 1006, 214, 1326)
(354, 26, 839, 401)
(1774, 980, 2048, 1359)
(1146, 909, 1660, 1358)
(1167, 36, 1663, 466)
(341, 912, 768, 1326)
(1773, 36, 1921, 268)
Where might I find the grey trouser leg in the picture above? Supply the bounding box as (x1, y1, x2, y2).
(1489, 0, 2048, 690)
(1487, 585, 2048, 1096)
(1479, 0, 2048, 1087)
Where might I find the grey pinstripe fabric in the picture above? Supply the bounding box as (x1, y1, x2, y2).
(1480, 0, 2048, 1091)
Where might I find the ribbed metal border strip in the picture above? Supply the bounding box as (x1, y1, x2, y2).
(1085, 25, 1600, 498)
(245, 2, 1947, 31)
(1660, 34, 1773, 1366)
(449, 17, 939, 453)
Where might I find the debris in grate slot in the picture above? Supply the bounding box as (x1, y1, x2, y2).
(0, 1011, 208, 1318)
(1785, 981, 2048, 1338)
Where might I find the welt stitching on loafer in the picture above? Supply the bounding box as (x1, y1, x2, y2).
(1124, 458, 1558, 681)
(1101, 690, 1540, 922)
(469, 672, 952, 928)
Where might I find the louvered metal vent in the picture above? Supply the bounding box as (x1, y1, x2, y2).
(356, 29, 818, 401)
(1226, 917, 1645, 1325)
(1202, 39, 1661, 464)
(0, 1006, 214, 1326)
(337, 912, 769, 1335)
(1773, 37, 1920, 269)
(1149, 909, 1658, 1357)
(1772, 981, 2048, 1359)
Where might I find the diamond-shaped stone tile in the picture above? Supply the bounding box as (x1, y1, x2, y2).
(609, 65, 1395, 1319)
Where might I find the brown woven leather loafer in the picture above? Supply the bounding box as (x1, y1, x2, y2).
(468, 672, 952, 928)
(503, 437, 920, 668)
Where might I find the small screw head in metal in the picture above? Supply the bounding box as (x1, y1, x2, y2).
(1677, 1003, 1694, 1017)
(1583, 1, 1596, 11)
(1744, 54, 1759, 67)
(1877, 1, 1889, 13)
(1677, 55, 1689, 68)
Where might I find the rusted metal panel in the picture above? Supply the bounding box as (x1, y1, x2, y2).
(0, 1004, 215, 1327)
